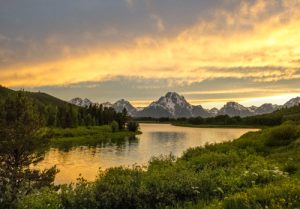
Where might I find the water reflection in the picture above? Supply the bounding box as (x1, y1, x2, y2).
(149, 131, 187, 141)
(53, 136, 139, 152)
(37, 124, 258, 184)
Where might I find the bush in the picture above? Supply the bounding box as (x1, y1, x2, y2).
(265, 124, 299, 146)
(223, 179, 300, 209)
(60, 178, 97, 209)
(94, 167, 143, 209)
(140, 157, 203, 208)
(111, 120, 119, 132)
(127, 121, 139, 132)
(17, 188, 63, 209)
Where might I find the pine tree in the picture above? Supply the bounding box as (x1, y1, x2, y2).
(0, 92, 57, 209)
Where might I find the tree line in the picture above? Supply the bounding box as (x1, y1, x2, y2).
(0, 91, 130, 129)
(136, 106, 300, 127)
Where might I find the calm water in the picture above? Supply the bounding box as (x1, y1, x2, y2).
(37, 124, 258, 184)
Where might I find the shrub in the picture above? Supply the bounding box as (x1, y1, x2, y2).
(223, 179, 300, 209)
(17, 188, 63, 209)
(127, 121, 140, 132)
(283, 163, 297, 174)
(111, 120, 119, 132)
(94, 167, 143, 209)
(140, 160, 203, 208)
(265, 124, 299, 146)
(60, 178, 97, 209)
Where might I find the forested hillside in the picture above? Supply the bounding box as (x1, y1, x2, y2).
(0, 86, 129, 129)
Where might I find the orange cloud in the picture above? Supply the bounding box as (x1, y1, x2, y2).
(1, 0, 300, 87)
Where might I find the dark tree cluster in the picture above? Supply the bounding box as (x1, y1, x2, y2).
(0, 92, 57, 209)
(0, 91, 130, 129)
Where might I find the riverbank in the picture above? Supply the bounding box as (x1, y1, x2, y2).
(48, 126, 138, 148)
(171, 122, 265, 129)
(18, 123, 300, 209)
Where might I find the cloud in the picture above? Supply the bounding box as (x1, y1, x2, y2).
(125, 0, 134, 6)
(150, 14, 165, 32)
(1, 0, 300, 91)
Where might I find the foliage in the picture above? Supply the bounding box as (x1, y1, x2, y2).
(264, 124, 299, 146)
(60, 178, 97, 209)
(17, 188, 63, 209)
(0, 86, 130, 129)
(127, 121, 140, 132)
(94, 167, 143, 209)
(0, 92, 57, 209)
(49, 126, 136, 149)
(222, 179, 300, 209)
(111, 120, 119, 132)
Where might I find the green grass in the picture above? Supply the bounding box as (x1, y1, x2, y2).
(172, 123, 264, 129)
(18, 124, 300, 209)
(48, 126, 137, 149)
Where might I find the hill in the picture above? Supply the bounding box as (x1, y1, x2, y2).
(0, 85, 75, 108)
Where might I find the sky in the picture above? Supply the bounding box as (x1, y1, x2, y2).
(1, 0, 300, 108)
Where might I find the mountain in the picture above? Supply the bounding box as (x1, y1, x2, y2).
(112, 99, 137, 116)
(192, 105, 212, 118)
(70, 97, 137, 116)
(219, 102, 253, 117)
(69, 92, 300, 119)
(101, 102, 113, 108)
(255, 103, 281, 115)
(69, 97, 92, 108)
(136, 92, 211, 118)
(208, 108, 219, 116)
(283, 97, 300, 108)
(218, 102, 281, 117)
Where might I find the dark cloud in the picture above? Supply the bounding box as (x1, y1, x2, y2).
(0, 0, 242, 67)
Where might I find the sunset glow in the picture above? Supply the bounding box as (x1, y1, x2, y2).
(1, 0, 300, 107)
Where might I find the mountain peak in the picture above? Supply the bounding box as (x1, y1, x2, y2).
(70, 94, 300, 118)
(112, 99, 137, 116)
(165, 92, 180, 98)
(138, 92, 204, 118)
(69, 97, 92, 107)
(219, 102, 250, 117)
(115, 99, 129, 104)
(284, 97, 300, 108)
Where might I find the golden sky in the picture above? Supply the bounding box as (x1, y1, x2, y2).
(1, 0, 300, 107)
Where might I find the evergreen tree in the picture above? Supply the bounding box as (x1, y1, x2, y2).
(0, 92, 57, 209)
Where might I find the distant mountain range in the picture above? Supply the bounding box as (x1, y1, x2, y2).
(69, 92, 300, 118)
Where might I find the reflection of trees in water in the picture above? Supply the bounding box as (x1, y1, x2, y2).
(150, 132, 187, 141)
(52, 136, 140, 152)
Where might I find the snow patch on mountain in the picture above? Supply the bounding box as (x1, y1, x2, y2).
(112, 99, 137, 116)
(284, 97, 300, 108)
(69, 97, 92, 108)
(69, 94, 300, 118)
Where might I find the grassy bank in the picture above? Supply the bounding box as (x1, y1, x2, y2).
(18, 123, 300, 209)
(172, 123, 264, 129)
(48, 126, 137, 149)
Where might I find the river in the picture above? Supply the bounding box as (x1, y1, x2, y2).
(37, 123, 258, 184)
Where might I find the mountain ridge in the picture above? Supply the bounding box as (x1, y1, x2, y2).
(69, 92, 300, 118)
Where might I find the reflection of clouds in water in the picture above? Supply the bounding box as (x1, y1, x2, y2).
(147, 132, 187, 156)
